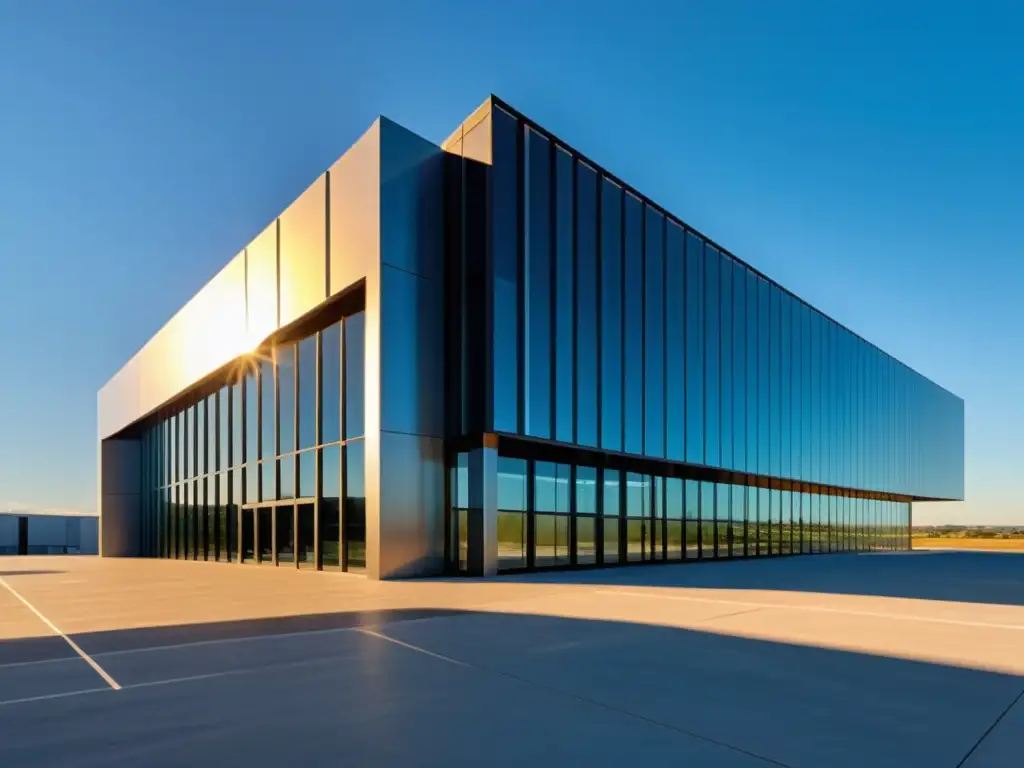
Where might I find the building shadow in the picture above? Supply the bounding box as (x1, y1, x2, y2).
(485, 550, 1024, 607)
(0, 570, 66, 577)
(0, 605, 1021, 767)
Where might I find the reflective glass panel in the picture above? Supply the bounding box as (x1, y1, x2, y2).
(491, 107, 520, 433)
(623, 194, 644, 454)
(554, 148, 575, 443)
(704, 246, 720, 468)
(321, 322, 341, 444)
(644, 206, 664, 457)
(665, 221, 685, 461)
(524, 127, 551, 439)
(600, 179, 623, 451)
(298, 335, 317, 450)
(576, 162, 598, 447)
(345, 312, 365, 439)
(261, 359, 275, 460)
(278, 344, 295, 454)
(685, 233, 704, 463)
(345, 440, 366, 569)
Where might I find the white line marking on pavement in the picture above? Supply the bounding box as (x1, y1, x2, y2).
(595, 590, 1024, 631)
(0, 686, 114, 708)
(0, 576, 122, 690)
(0, 655, 85, 672)
(357, 628, 470, 667)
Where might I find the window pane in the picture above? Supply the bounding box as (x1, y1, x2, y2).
(576, 466, 597, 515)
(260, 359, 275, 460)
(685, 233, 704, 463)
(498, 511, 527, 570)
(758, 279, 771, 475)
(298, 450, 315, 498)
(600, 179, 623, 452)
(321, 323, 341, 444)
(345, 441, 366, 569)
(321, 445, 340, 567)
(241, 507, 254, 562)
(720, 258, 733, 472)
(491, 107, 520, 433)
(577, 516, 596, 565)
(602, 469, 620, 564)
(666, 221, 685, 461)
(554, 148, 575, 443)
(535, 514, 569, 568)
(747, 270, 759, 479)
(701, 482, 715, 559)
(524, 127, 551, 439)
(345, 312, 365, 439)
(733, 265, 746, 473)
(276, 506, 294, 564)
(770, 287, 782, 479)
(576, 162, 598, 447)
(219, 387, 229, 472)
(258, 507, 273, 563)
(232, 380, 243, 467)
(184, 406, 193, 479)
(297, 504, 315, 564)
(624, 193, 644, 454)
(279, 455, 295, 500)
(197, 405, 205, 479)
(298, 335, 317, 450)
(644, 206, 664, 458)
(261, 460, 275, 502)
(704, 246, 720, 468)
(245, 463, 257, 505)
(278, 344, 295, 454)
(496, 457, 526, 569)
(498, 457, 527, 512)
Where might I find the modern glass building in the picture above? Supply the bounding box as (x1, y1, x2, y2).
(98, 96, 964, 579)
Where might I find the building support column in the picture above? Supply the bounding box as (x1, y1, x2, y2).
(467, 437, 498, 577)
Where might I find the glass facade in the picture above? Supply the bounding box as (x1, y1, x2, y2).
(118, 96, 957, 581)
(138, 311, 366, 571)
(443, 100, 959, 575)
(482, 104, 963, 504)
(450, 459, 910, 573)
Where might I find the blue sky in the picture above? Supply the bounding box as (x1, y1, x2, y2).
(0, 1, 1020, 524)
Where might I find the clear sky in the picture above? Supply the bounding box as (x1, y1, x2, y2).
(0, 1, 1020, 524)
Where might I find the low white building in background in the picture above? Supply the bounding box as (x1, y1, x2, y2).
(0, 508, 99, 556)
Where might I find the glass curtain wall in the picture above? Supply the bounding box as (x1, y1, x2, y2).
(139, 310, 366, 572)
(480, 456, 910, 573)
(488, 104, 964, 504)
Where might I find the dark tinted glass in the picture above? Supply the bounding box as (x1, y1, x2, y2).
(491, 107, 519, 433)
(704, 246, 720, 468)
(600, 179, 623, 451)
(554, 148, 575, 443)
(576, 466, 597, 514)
(720, 257, 733, 472)
(345, 440, 366, 569)
(298, 335, 317, 450)
(298, 450, 315, 498)
(576, 162, 598, 447)
(623, 193, 644, 455)
(524, 127, 551, 439)
(321, 322, 341, 444)
(665, 222, 685, 461)
(260, 359, 275, 460)
(644, 206, 664, 457)
(278, 344, 295, 454)
(344, 312, 365, 439)
(196, 400, 205, 475)
(685, 233, 704, 463)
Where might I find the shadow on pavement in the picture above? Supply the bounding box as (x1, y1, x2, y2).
(490, 550, 1024, 607)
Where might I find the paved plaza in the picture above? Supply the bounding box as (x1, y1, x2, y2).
(1, 551, 1022, 767)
